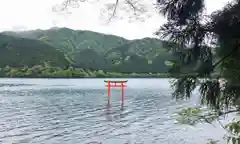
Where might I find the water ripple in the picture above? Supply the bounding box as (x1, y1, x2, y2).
(0, 79, 226, 144)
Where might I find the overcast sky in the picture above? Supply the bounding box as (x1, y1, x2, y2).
(0, 0, 230, 40)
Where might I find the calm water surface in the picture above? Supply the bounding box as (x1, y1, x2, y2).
(0, 78, 226, 144)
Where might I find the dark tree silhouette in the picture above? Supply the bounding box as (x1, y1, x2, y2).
(55, 0, 240, 143)
(156, 1, 240, 143)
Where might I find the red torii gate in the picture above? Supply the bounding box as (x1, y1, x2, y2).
(104, 80, 127, 104)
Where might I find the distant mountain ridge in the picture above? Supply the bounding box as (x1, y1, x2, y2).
(2, 27, 176, 73)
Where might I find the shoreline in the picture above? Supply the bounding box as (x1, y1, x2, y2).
(0, 65, 222, 79)
(0, 76, 171, 79)
(0, 75, 223, 79)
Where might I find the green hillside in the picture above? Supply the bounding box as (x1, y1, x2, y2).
(2, 27, 176, 73)
(3, 27, 126, 56)
(0, 34, 69, 68)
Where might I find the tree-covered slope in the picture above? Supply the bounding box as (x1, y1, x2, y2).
(0, 34, 70, 67)
(2, 27, 175, 73)
(3, 27, 127, 56)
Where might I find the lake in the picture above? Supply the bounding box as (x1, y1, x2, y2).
(0, 78, 226, 144)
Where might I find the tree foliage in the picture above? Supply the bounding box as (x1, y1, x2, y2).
(155, 0, 240, 143)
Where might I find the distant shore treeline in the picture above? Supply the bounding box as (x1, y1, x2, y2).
(0, 65, 222, 79)
(0, 65, 170, 78)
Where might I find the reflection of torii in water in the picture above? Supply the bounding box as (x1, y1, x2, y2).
(105, 103, 125, 122)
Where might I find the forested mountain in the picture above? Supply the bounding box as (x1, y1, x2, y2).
(0, 34, 69, 68)
(2, 27, 176, 73)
